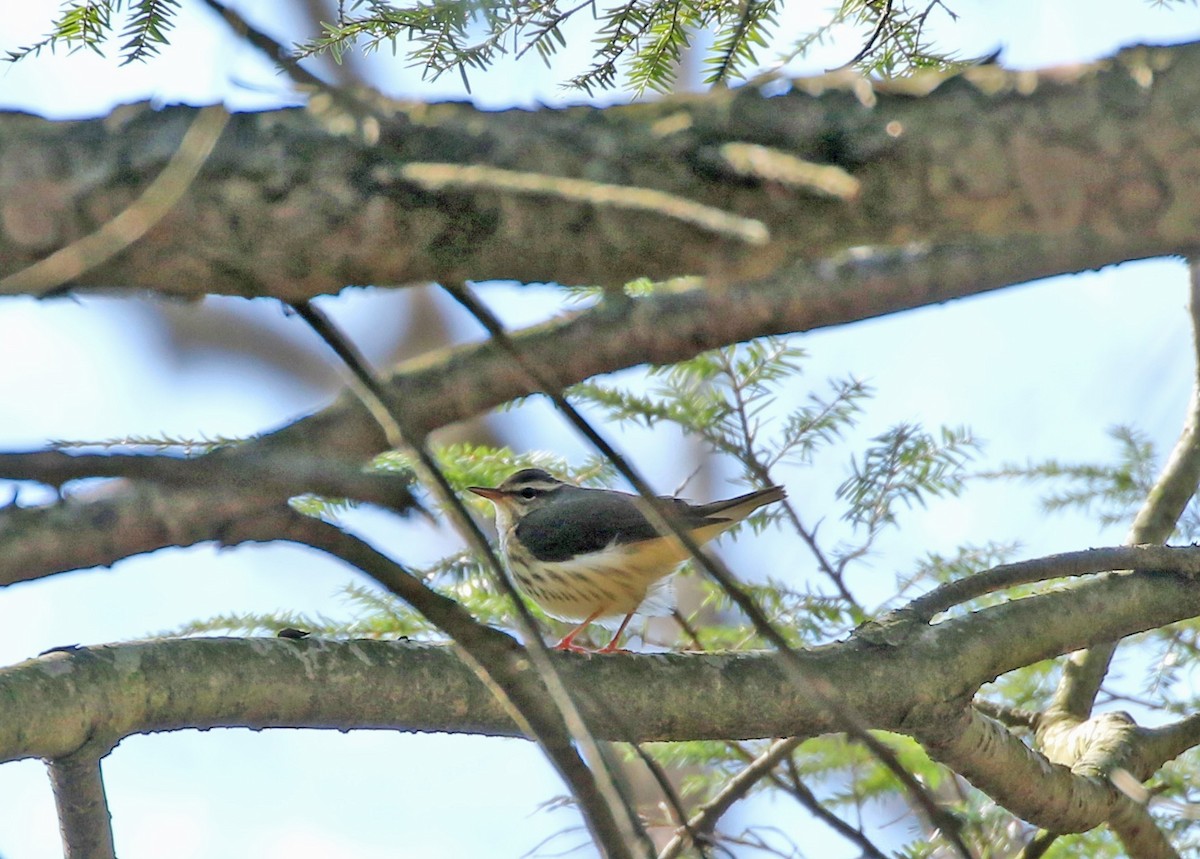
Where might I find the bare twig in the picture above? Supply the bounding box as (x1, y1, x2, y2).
(442, 280, 972, 859)
(771, 753, 888, 859)
(202, 0, 326, 89)
(842, 0, 894, 67)
(1050, 261, 1200, 718)
(659, 739, 801, 859)
(399, 163, 769, 245)
(627, 744, 708, 857)
(709, 348, 864, 614)
(289, 300, 651, 858)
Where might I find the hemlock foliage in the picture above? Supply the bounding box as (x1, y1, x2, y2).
(13, 0, 984, 92)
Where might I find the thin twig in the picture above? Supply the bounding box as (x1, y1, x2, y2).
(627, 744, 709, 857)
(1050, 261, 1200, 720)
(289, 300, 651, 858)
(659, 739, 800, 859)
(202, 0, 385, 121)
(442, 280, 973, 859)
(400, 163, 769, 245)
(770, 754, 888, 859)
(202, 0, 326, 88)
(657, 736, 886, 859)
(710, 349, 863, 613)
(843, 0, 894, 67)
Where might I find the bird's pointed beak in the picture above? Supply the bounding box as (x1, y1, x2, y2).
(468, 486, 505, 501)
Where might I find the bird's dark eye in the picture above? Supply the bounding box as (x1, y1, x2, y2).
(520, 487, 538, 499)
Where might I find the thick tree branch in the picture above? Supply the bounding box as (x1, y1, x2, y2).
(1109, 802, 1181, 859)
(0, 105, 228, 296)
(914, 706, 1148, 836)
(47, 753, 115, 859)
(0, 483, 296, 586)
(1139, 713, 1200, 771)
(0, 235, 1167, 587)
(5, 547, 1200, 764)
(2, 42, 1200, 297)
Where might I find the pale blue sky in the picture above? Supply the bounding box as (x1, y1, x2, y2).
(2, 2, 1200, 857)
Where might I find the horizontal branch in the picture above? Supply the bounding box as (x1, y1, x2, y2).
(0, 637, 813, 760)
(0, 450, 418, 509)
(0, 236, 1165, 585)
(903, 544, 1200, 621)
(0, 484, 270, 586)
(6, 546, 1200, 762)
(2, 42, 1200, 297)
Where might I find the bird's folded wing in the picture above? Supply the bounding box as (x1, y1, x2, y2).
(515, 492, 704, 562)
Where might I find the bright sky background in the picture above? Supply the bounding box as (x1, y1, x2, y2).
(2, 1, 1200, 858)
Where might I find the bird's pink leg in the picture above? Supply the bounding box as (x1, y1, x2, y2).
(595, 612, 635, 654)
(553, 609, 605, 652)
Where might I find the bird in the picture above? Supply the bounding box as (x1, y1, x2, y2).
(468, 468, 786, 653)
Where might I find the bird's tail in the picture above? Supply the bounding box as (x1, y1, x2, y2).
(698, 485, 787, 523)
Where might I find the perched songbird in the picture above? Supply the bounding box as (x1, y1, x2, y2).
(469, 468, 786, 653)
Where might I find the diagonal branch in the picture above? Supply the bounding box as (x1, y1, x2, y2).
(1, 235, 1145, 588)
(0, 106, 229, 296)
(201, 0, 327, 90)
(658, 738, 805, 859)
(442, 280, 972, 857)
(289, 300, 651, 857)
(1109, 801, 1181, 859)
(1050, 260, 1200, 720)
(915, 705, 1154, 837)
